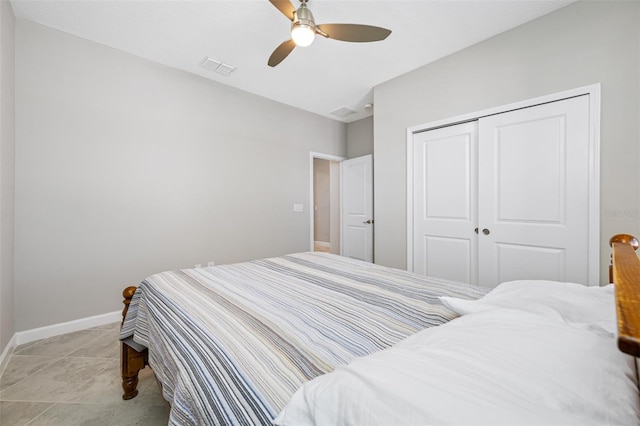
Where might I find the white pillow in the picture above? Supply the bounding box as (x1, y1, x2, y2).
(439, 280, 616, 336)
(275, 308, 639, 426)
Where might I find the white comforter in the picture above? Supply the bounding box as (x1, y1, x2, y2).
(275, 281, 640, 426)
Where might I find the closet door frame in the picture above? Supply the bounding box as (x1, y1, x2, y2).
(406, 83, 601, 286)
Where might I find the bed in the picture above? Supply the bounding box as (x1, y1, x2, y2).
(120, 236, 640, 425)
(119, 251, 488, 424)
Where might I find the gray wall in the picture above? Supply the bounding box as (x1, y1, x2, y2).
(0, 0, 15, 350)
(347, 116, 373, 159)
(14, 20, 346, 331)
(374, 1, 640, 285)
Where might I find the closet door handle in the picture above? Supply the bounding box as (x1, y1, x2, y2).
(474, 228, 479, 234)
(482, 228, 490, 235)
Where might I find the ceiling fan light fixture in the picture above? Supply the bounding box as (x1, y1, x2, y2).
(291, 23, 315, 46)
(267, 0, 392, 67)
(291, 3, 316, 47)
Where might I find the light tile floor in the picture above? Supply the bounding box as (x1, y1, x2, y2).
(0, 323, 169, 425)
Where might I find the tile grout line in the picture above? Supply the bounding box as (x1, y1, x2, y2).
(1, 322, 169, 424)
(67, 356, 119, 360)
(1, 327, 118, 401)
(0, 356, 64, 398)
(6, 399, 123, 405)
(23, 402, 57, 426)
(72, 328, 116, 353)
(1, 398, 60, 404)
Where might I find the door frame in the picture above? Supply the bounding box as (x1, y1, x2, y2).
(406, 83, 601, 285)
(310, 152, 346, 252)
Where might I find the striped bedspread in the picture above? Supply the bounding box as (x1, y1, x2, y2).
(120, 252, 488, 425)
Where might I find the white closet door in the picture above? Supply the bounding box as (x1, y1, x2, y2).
(478, 95, 590, 285)
(412, 122, 478, 283)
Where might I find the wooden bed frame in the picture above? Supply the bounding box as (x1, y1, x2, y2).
(119, 234, 640, 399)
(610, 234, 640, 357)
(120, 285, 147, 400)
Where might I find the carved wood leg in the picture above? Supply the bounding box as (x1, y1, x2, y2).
(121, 286, 148, 400)
(121, 340, 148, 400)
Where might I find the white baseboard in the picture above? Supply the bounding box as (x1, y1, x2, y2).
(0, 311, 121, 376)
(0, 333, 16, 377)
(14, 310, 122, 346)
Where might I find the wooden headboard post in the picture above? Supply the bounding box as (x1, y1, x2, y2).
(609, 234, 639, 283)
(610, 234, 640, 357)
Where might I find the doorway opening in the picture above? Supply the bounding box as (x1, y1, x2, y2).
(310, 153, 344, 254)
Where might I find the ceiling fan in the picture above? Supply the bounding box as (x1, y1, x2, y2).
(267, 0, 392, 67)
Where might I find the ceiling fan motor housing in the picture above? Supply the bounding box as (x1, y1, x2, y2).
(292, 4, 315, 31)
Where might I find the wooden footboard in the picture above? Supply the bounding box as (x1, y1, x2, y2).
(121, 286, 148, 400)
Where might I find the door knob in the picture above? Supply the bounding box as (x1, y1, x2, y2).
(363, 219, 374, 224)
(482, 228, 490, 235)
(474, 228, 478, 234)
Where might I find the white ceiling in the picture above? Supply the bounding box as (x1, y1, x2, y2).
(9, 0, 573, 123)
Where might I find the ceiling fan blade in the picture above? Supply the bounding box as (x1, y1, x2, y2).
(315, 24, 391, 42)
(268, 0, 296, 21)
(268, 39, 297, 67)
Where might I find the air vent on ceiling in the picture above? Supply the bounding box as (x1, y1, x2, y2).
(201, 57, 236, 76)
(330, 107, 356, 118)
(215, 63, 235, 76)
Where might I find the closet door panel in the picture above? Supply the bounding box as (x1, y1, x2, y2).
(478, 95, 590, 286)
(412, 122, 478, 283)
(494, 243, 565, 283)
(423, 236, 473, 284)
(495, 120, 564, 223)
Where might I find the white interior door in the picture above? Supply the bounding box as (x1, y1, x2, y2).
(341, 155, 373, 262)
(478, 95, 590, 285)
(412, 122, 478, 283)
